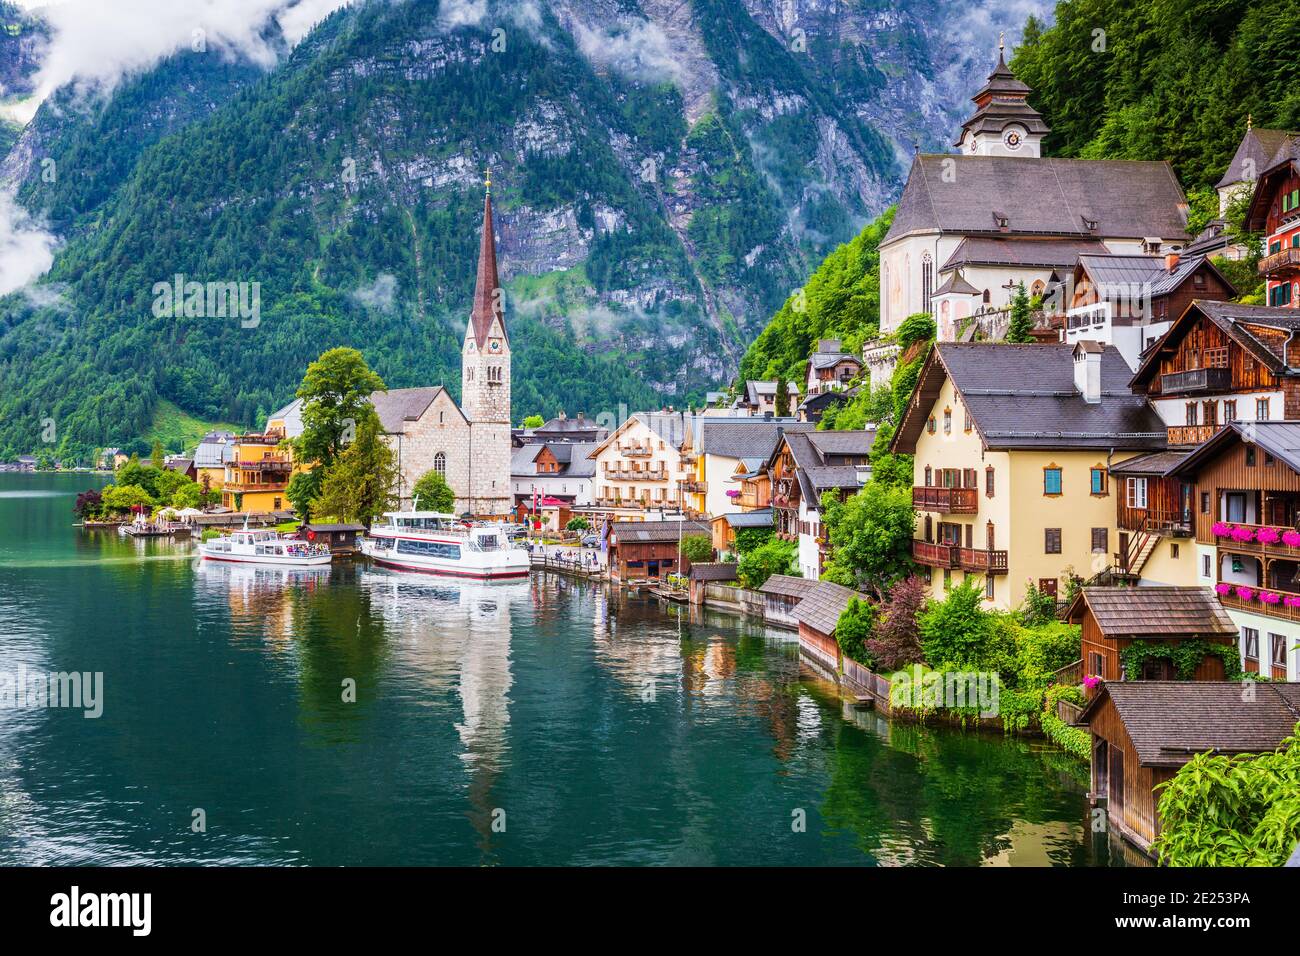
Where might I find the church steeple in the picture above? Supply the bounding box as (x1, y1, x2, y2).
(469, 172, 504, 349)
(954, 39, 1049, 157)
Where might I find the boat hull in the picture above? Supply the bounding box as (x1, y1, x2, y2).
(198, 547, 333, 567)
(367, 553, 529, 580)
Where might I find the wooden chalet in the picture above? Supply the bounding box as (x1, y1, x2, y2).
(1082, 681, 1300, 853)
(1242, 132, 1299, 308)
(1066, 586, 1237, 682)
(1067, 252, 1234, 338)
(1168, 420, 1300, 678)
(1106, 449, 1193, 578)
(1129, 300, 1300, 447)
(606, 520, 709, 582)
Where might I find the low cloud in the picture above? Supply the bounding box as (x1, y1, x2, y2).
(351, 273, 398, 313)
(0, 190, 58, 297)
(573, 19, 682, 86)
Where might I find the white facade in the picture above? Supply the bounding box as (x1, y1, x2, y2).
(797, 497, 821, 581)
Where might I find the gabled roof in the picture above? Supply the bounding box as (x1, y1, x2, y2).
(810, 351, 862, 370)
(588, 411, 694, 459)
(744, 380, 801, 406)
(941, 236, 1103, 272)
(370, 387, 459, 433)
(1245, 133, 1300, 232)
(717, 508, 774, 528)
(1170, 421, 1300, 478)
(1130, 300, 1300, 391)
(698, 420, 798, 460)
(884, 155, 1189, 246)
(608, 520, 709, 544)
(1065, 586, 1236, 639)
(511, 440, 599, 478)
(1106, 449, 1190, 477)
(688, 562, 739, 582)
(1075, 253, 1234, 300)
(758, 574, 820, 600)
(1080, 682, 1300, 768)
(892, 342, 1166, 453)
(790, 580, 870, 635)
(1217, 126, 1295, 189)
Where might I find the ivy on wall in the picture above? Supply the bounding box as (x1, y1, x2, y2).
(1119, 639, 1244, 682)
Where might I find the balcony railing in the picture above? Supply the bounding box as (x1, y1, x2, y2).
(618, 445, 653, 457)
(912, 485, 978, 514)
(959, 547, 1009, 574)
(912, 540, 960, 568)
(604, 467, 667, 481)
(1161, 367, 1231, 395)
(682, 480, 707, 494)
(1166, 423, 1222, 446)
(1218, 586, 1300, 623)
(1259, 246, 1300, 278)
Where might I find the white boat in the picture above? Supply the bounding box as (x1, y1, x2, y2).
(360, 510, 530, 580)
(198, 528, 333, 566)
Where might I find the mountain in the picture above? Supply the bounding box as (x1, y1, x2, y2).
(0, 0, 1048, 460)
(0, 1, 43, 101)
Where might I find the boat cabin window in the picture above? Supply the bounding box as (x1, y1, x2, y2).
(396, 540, 461, 560)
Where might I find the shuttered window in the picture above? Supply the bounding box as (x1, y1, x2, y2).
(1045, 528, 1062, 554)
(1091, 528, 1108, 553)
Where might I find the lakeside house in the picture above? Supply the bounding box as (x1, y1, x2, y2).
(1242, 130, 1299, 308)
(788, 578, 871, 674)
(757, 574, 821, 629)
(220, 432, 295, 513)
(1167, 420, 1300, 680)
(511, 440, 597, 514)
(1066, 586, 1238, 682)
(768, 426, 874, 580)
(194, 431, 236, 491)
(710, 507, 774, 557)
(892, 340, 1166, 609)
(680, 417, 799, 520)
(606, 520, 708, 582)
(1082, 681, 1300, 854)
(584, 411, 693, 521)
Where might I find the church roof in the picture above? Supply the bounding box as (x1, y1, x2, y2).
(940, 236, 1104, 272)
(954, 48, 1049, 148)
(370, 387, 458, 433)
(932, 270, 980, 296)
(1216, 126, 1295, 189)
(884, 155, 1189, 245)
(469, 190, 504, 349)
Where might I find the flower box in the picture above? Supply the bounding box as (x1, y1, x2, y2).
(1214, 582, 1232, 596)
(1229, 526, 1256, 543)
(1260, 591, 1282, 605)
(1256, 527, 1282, 545)
(1234, 585, 1256, 601)
(1285, 595, 1300, 609)
(1211, 521, 1231, 538)
(1284, 530, 1300, 548)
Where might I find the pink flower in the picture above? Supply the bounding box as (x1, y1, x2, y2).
(1212, 521, 1231, 537)
(1235, 585, 1255, 601)
(1083, 676, 1100, 690)
(1285, 595, 1300, 609)
(1215, 582, 1232, 596)
(1260, 591, 1282, 604)
(1256, 527, 1282, 545)
(1230, 526, 1256, 543)
(1284, 530, 1300, 548)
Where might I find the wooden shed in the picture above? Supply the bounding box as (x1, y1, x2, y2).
(297, 523, 366, 555)
(1081, 681, 1300, 853)
(1065, 586, 1238, 682)
(687, 562, 739, 605)
(790, 579, 870, 674)
(607, 520, 710, 582)
(757, 574, 819, 629)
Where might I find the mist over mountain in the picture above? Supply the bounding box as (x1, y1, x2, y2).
(0, 0, 1049, 458)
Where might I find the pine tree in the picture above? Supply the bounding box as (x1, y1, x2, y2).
(775, 378, 790, 417)
(1005, 282, 1034, 343)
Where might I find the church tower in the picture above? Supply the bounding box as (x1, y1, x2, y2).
(461, 173, 512, 516)
(955, 35, 1050, 157)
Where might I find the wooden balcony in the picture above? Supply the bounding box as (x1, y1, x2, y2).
(1259, 245, 1300, 278)
(1166, 423, 1222, 446)
(1218, 587, 1300, 623)
(912, 540, 960, 568)
(959, 547, 1009, 574)
(682, 480, 707, 494)
(1160, 367, 1231, 395)
(618, 445, 653, 458)
(912, 485, 978, 514)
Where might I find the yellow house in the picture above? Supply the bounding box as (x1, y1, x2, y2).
(892, 342, 1170, 608)
(680, 417, 800, 519)
(220, 432, 297, 513)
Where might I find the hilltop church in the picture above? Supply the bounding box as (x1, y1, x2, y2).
(878, 37, 1192, 337)
(270, 180, 513, 516)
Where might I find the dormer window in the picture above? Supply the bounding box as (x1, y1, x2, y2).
(1082, 215, 1099, 233)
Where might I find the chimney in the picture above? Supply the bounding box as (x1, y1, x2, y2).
(1165, 252, 1180, 274)
(1073, 342, 1102, 404)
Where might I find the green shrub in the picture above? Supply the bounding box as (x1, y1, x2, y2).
(737, 538, 797, 589)
(681, 534, 713, 563)
(835, 597, 875, 666)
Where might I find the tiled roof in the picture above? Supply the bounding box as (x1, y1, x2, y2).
(1107, 449, 1191, 477)
(1216, 127, 1295, 188)
(940, 236, 1105, 271)
(721, 508, 774, 528)
(608, 520, 709, 544)
(370, 387, 449, 433)
(1172, 421, 1300, 478)
(810, 351, 861, 370)
(699, 420, 801, 460)
(1082, 682, 1300, 767)
(688, 562, 739, 582)
(790, 580, 871, 635)
(1076, 252, 1231, 299)
(894, 342, 1166, 453)
(1132, 301, 1300, 390)
(758, 575, 820, 600)
(1066, 586, 1236, 638)
(884, 155, 1188, 245)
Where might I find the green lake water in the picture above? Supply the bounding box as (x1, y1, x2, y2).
(0, 473, 1108, 865)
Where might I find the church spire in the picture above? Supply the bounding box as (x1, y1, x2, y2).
(469, 171, 503, 349)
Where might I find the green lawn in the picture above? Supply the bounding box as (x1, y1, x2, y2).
(141, 399, 244, 455)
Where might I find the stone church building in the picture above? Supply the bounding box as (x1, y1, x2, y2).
(270, 187, 513, 516)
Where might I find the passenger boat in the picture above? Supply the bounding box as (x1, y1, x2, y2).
(360, 510, 529, 580)
(198, 527, 333, 566)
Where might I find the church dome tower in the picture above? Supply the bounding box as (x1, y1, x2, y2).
(955, 35, 1050, 157)
(461, 172, 512, 516)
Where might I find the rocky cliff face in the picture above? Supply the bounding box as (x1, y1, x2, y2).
(0, 0, 1049, 455)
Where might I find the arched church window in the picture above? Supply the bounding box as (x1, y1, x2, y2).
(434, 452, 446, 476)
(982, 289, 991, 304)
(921, 253, 933, 313)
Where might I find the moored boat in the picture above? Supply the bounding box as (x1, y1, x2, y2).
(360, 510, 529, 580)
(198, 528, 333, 566)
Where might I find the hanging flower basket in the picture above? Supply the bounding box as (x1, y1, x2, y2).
(1211, 521, 1231, 538)
(1214, 582, 1232, 596)
(725, 489, 740, 498)
(1256, 527, 1282, 545)
(1229, 526, 1256, 543)
(1260, 590, 1282, 605)
(1234, 585, 1255, 601)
